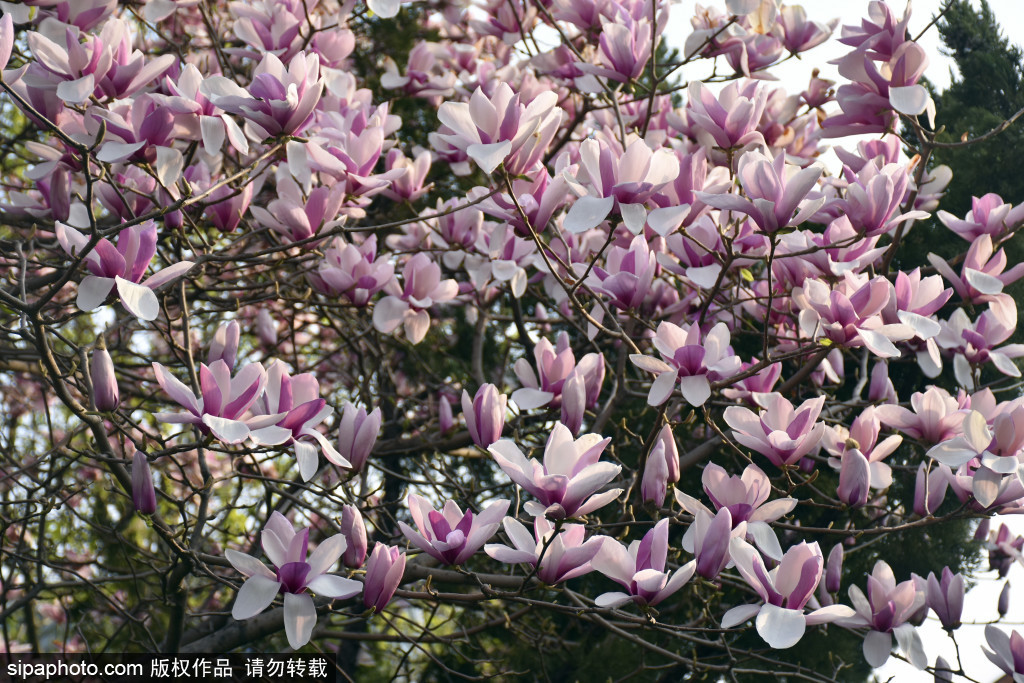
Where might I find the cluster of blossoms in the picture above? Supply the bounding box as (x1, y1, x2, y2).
(4, 0, 1024, 677)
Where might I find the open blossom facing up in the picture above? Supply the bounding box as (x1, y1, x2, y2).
(56, 221, 193, 321)
(722, 539, 854, 649)
(485, 517, 602, 584)
(630, 321, 741, 407)
(226, 512, 362, 649)
(488, 422, 622, 520)
(723, 393, 825, 468)
(592, 519, 696, 609)
(398, 495, 509, 566)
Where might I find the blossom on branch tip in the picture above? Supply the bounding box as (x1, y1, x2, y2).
(485, 517, 602, 584)
(398, 495, 509, 566)
(723, 393, 825, 469)
(462, 384, 507, 448)
(592, 518, 696, 609)
(363, 544, 406, 613)
(630, 321, 741, 407)
(56, 221, 194, 321)
(226, 512, 362, 650)
(722, 539, 854, 649)
(488, 422, 622, 520)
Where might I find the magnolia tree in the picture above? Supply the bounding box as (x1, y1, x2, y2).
(3, 0, 1024, 679)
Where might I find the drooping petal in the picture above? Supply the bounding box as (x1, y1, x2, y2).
(283, 592, 317, 649)
(755, 604, 806, 649)
(232, 575, 281, 620)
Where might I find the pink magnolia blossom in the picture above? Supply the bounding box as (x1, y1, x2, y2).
(131, 447, 156, 515)
(723, 392, 826, 468)
(935, 299, 1024, 388)
(202, 52, 323, 138)
(696, 149, 824, 234)
(226, 512, 362, 650)
(928, 409, 1024, 508)
(435, 84, 562, 175)
(630, 321, 741, 407)
(793, 272, 914, 358)
(488, 422, 622, 520)
(592, 518, 697, 609)
(722, 539, 854, 649)
(689, 508, 745, 579)
(56, 221, 194, 321)
(381, 148, 433, 202)
(874, 385, 967, 444)
(336, 402, 382, 472)
(152, 359, 278, 445)
(250, 173, 346, 244)
(822, 406, 902, 491)
(938, 193, 1024, 243)
(685, 80, 767, 151)
(398, 495, 509, 566)
(485, 517, 602, 584)
(836, 560, 928, 669)
(462, 384, 507, 448)
(925, 567, 964, 630)
(928, 234, 1024, 306)
(373, 253, 458, 344)
(340, 505, 368, 569)
(914, 462, 951, 516)
(363, 544, 406, 613)
(983, 626, 1024, 681)
(511, 331, 604, 411)
(250, 362, 346, 481)
(310, 235, 394, 306)
(563, 135, 681, 235)
(676, 462, 795, 560)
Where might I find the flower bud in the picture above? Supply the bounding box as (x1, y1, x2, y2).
(336, 402, 382, 472)
(926, 567, 964, 630)
(641, 441, 669, 508)
(131, 447, 157, 515)
(91, 338, 119, 412)
(825, 543, 843, 594)
(462, 384, 506, 448)
(363, 543, 406, 613)
(207, 321, 240, 369)
(256, 309, 277, 347)
(340, 505, 368, 568)
(438, 394, 454, 434)
(657, 424, 680, 483)
(933, 656, 953, 683)
(914, 462, 949, 516)
(560, 371, 586, 435)
(838, 449, 870, 507)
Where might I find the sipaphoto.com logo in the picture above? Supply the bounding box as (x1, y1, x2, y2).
(7, 659, 143, 680)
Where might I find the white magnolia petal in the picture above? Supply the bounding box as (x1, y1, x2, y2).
(367, 0, 400, 17)
(721, 603, 762, 629)
(863, 630, 893, 668)
(564, 196, 614, 234)
(889, 85, 929, 116)
(283, 592, 317, 649)
(306, 574, 363, 600)
(115, 277, 160, 321)
(231, 575, 281, 620)
(77, 276, 115, 312)
(755, 604, 806, 649)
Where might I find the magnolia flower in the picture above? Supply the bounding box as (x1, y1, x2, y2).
(336, 402, 382, 472)
(152, 360, 280, 445)
(250, 362, 346, 481)
(435, 84, 562, 175)
(874, 385, 967, 444)
(226, 512, 362, 650)
(686, 80, 767, 151)
(677, 462, 796, 560)
(696, 149, 824, 234)
(926, 567, 964, 630)
(90, 338, 119, 412)
(373, 253, 458, 344)
(563, 135, 680, 235)
(929, 233, 1024, 305)
(690, 508, 744, 579)
(722, 539, 854, 649)
(462, 384, 507, 448)
(488, 422, 622, 519)
(511, 332, 604, 411)
(398, 495, 509, 565)
(592, 519, 697, 608)
(836, 560, 928, 669)
(938, 193, 1024, 243)
(630, 321, 741, 407)
(56, 221, 193, 321)
(363, 544, 406, 613)
(485, 517, 602, 584)
(984, 625, 1024, 682)
(928, 409, 1024, 508)
(723, 393, 826, 468)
